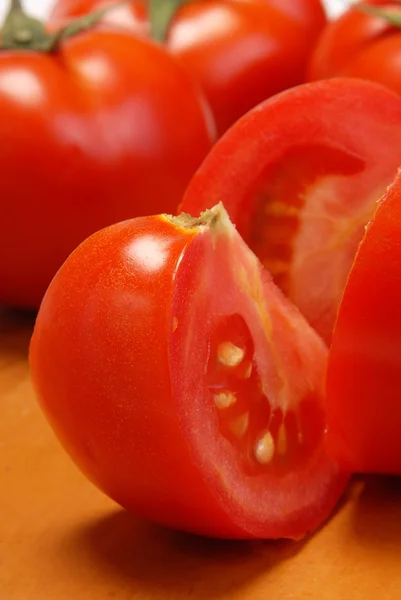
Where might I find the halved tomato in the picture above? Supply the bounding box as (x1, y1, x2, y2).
(181, 78, 401, 343)
(29, 205, 347, 539)
(327, 169, 401, 475)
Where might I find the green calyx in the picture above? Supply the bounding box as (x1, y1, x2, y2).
(358, 2, 401, 28)
(149, 0, 191, 42)
(0, 0, 127, 52)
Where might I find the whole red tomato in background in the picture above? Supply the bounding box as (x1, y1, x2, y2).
(181, 78, 401, 344)
(327, 169, 401, 476)
(51, 0, 327, 136)
(30, 204, 347, 540)
(0, 3, 213, 309)
(308, 0, 401, 96)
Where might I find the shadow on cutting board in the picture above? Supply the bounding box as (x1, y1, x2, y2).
(61, 509, 307, 598)
(0, 307, 35, 359)
(351, 475, 401, 547)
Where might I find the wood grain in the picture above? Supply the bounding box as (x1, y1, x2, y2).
(1, 309, 401, 600)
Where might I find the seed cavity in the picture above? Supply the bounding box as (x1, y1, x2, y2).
(242, 361, 253, 379)
(229, 413, 249, 438)
(213, 391, 236, 409)
(217, 341, 245, 367)
(277, 423, 287, 455)
(254, 431, 275, 465)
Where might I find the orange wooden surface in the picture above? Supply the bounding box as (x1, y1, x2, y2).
(1, 308, 401, 600)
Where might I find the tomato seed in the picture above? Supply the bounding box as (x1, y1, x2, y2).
(214, 391, 236, 409)
(217, 341, 245, 367)
(254, 431, 275, 465)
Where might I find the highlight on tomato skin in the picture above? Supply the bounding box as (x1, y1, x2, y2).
(181, 78, 401, 344)
(29, 204, 348, 541)
(326, 169, 401, 476)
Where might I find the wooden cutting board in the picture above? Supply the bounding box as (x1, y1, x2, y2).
(1, 309, 401, 600)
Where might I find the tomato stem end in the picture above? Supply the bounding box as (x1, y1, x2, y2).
(0, 0, 128, 52)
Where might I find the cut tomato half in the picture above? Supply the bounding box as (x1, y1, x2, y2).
(327, 169, 401, 475)
(181, 78, 401, 343)
(30, 205, 347, 540)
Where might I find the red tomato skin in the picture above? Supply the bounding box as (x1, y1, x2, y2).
(0, 29, 213, 309)
(166, 0, 326, 136)
(51, 0, 326, 136)
(30, 210, 347, 540)
(327, 170, 401, 475)
(308, 1, 401, 96)
(29, 215, 242, 538)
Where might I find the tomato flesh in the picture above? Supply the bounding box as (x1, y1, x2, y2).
(202, 314, 325, 478)
(30, 205, 347, 540)
(181, 79, 401, 343)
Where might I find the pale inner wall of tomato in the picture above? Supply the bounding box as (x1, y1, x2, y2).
(170, 206, 327, 483)
(248, 144, 380, 342)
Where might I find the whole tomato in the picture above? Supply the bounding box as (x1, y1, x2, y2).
(308, 0, 401, 96)
(51, 0, 327, 136)
(0, 1, 213, 309)
(30, 204, 347, 539)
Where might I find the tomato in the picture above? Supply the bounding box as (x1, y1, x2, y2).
(181, 78, 401, 343)
(307, 0, 401, 97)
(29, 204, 347, 540)
(51, 0, 327, 136)
(326, 169, 401, 475)
(0, 4, 213, 309)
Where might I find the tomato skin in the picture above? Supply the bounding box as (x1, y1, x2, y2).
(30, 207, 347, 540)
(327, 170, 401, 475)
(166, 0, 326, 136)
(181, 78, 401, 343)
(308, 1, 401, 96)
(0, 28, 213, 309)
(51, 0, 326, 136)
(29, 216, 236, 537)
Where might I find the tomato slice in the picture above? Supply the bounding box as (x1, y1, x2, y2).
(30, 205, 347, 540)
(181, 78, 401, 343)
(326, 169, 401, 475)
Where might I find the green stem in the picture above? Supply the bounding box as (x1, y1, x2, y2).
(46, 4, 127, 52)
(149, 0, 190, 42)
(358, 3, 401, 28)
(0, 0, 128, 52)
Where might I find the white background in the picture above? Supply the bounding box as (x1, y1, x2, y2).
(0, 0, 350, 21)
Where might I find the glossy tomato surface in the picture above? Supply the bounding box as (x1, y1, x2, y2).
(30, 205, 347, 540)
(51, 0, 327, 136)
(308, 0, 401, 96)
(327, 170, 401, 475)
(0, 24, 213, 309)
(181, 78, 401, 343)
